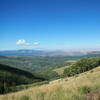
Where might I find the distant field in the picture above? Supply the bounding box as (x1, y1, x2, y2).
(53, 66, 69, 75)
(53, 60, 76, 75)
(65, 60, 77, 63)
(0, 66, 100, 100)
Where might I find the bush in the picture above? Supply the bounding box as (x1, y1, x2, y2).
(78, 86, 91, 94)
(20, 96, 31, 100)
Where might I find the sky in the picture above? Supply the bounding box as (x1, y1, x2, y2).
(0, 0, 100, 50)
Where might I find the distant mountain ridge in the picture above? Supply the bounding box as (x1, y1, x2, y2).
(0, 49, 100, 57)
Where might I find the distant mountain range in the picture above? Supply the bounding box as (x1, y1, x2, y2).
(0, 49, 100, 57)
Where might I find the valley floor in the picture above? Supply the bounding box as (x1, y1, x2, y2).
(0, 66, 100, 100)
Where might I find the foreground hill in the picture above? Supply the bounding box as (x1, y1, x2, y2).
(0, 64, 45, 94)
(0, 66, 100, 100)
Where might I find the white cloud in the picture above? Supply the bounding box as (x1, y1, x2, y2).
(33, 42, 40, 46)
(16, 40, 40, 47)
(16, 40, 27, 46)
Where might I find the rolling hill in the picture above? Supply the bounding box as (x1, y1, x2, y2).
(0, 56, 100, 100)
(0, 66, 100, 100)
(0, 56, 71, 79)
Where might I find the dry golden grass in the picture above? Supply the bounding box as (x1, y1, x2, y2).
(0, 66, 100, 100)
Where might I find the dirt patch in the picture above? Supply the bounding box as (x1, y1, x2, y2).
(86, 91, 100, 100)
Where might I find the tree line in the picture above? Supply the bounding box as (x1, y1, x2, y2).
(64, 57, 100, 76)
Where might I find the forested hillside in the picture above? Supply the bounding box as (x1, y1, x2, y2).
(64, 57, 100, 76)
(0, 56, 74, 71)
(0, 64, 45, 94)
(0, 56, 72, 79)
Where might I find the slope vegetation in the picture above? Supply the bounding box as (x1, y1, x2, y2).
(0, 66, 100, 100)
(0, 64, 45, 94)
(0, 56, 70, 79)
(64, 57, 100, 76)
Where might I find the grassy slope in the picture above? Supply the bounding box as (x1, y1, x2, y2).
(0, 66, 100, 100)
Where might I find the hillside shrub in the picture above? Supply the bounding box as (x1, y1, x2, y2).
(64, 57, 100, 77)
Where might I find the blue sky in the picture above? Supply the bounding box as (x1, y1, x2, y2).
(0, 0, 100, 50)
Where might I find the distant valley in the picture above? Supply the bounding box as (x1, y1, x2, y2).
(0, 49, 100, 57)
